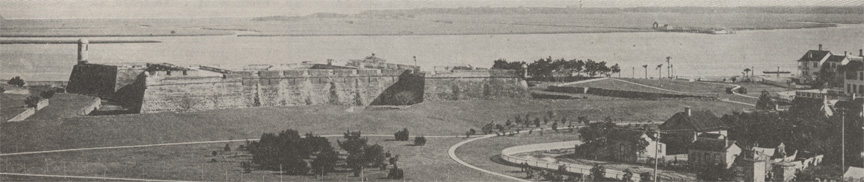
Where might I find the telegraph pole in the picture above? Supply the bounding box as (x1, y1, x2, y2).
(842, 109, 846, 172)
(654, 128, 660, 182)
(632, 67, 635, 78)
(666, 57, 671, 78)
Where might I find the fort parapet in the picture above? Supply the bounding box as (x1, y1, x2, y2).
(67, 40, 529, 114)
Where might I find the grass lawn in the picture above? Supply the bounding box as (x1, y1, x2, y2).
(0, 136, 505, 181)
(617, 78, 730, 94)
(454, 131, 582, 180)
(0, 93, 28, 122)
(1, 99, 748, 153)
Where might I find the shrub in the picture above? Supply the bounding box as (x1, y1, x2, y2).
(40, 90, 55, 98)
(224, 143, 231, 152)
(413, 136, 426, 146)
(24, 96, 41, 108)
(0, 86, 5, 93)
(212, 151, 218, 156)
(387, 168, 404, 179)
(590, 164, 606, 180)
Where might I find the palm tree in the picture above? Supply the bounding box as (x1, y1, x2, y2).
(642, 65, 648, 79)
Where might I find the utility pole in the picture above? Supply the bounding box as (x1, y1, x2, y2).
(657, 64, 663, 79)
(654, 128, 660, 182)
(413, 56, 417, 67)
(632, 67, 635, 78)
(842, 109, 846, 173)
(666, 57, 671, 78)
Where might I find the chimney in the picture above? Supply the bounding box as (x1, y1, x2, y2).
(845, 51, 848, 56)
(859, 49, 862, 57)
(818, 44, 822, 51)
(684, 107, 691, 116)
(77, 39, 89, 65)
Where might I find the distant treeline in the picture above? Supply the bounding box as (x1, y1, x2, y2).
(492, 57, 621, 80)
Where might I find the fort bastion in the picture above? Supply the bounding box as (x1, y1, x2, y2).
(66, 39, 530, 113)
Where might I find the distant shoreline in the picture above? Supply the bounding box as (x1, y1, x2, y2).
(0, 40, 161, 44)
(0, 33, 232, 38)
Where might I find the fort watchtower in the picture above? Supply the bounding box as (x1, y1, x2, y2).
(77, 39, 89, 65)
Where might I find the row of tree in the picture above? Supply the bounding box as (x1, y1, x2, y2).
(492, 57, 621, 80)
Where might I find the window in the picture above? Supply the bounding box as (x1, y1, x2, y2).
(859, 85, 863, 94)
(849, 84, 853, 94)
(814, 62, 818, 67)
(859, 72, 863, 80)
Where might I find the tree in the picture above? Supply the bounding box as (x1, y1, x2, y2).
(590, 164, 606, 180)
(394, 128, 410, 141)
(414, 136, 427, 146)
(755, 91, 775, 111)
(224, 143, 231, 152)
(311, 147, 338, 176)
(7, 76, 25, 87)
(247, 129, 328, 174)
(610, 64, 622, 77)
(24, 96, 41, 108)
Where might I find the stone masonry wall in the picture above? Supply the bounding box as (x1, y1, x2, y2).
(422, 70, 530, 101)
(138, 69, 529, 113)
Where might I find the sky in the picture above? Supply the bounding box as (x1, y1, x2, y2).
(1, 0, 862, 19)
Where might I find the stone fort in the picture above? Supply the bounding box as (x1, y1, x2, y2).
(66, 39, 530, 113)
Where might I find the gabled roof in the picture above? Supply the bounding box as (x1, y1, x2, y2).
(826, 55, 848, 63)
(798, 50, 831, 62)
(660, 110, 727, 132)
(691, 139, 737, 152)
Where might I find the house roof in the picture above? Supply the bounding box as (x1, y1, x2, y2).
(798, 50, 831, 62)
(659, 110, 727, 132)
(826, 55, 848, 63)
(691, 139, 737, 152)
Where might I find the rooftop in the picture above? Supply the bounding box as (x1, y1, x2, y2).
(798, 50, 831, 62)
(660, 109, 727, 132)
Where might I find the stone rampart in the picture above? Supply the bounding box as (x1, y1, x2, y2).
(423, 70, 530, 101)
(138, 68, 529, 113)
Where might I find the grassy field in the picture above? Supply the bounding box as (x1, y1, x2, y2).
(0, 99, 747, 153)
(0, 136, 504, 181)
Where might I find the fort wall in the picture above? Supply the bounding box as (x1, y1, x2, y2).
(423, 70, 530, 101)
(88, 67, 528, 114)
